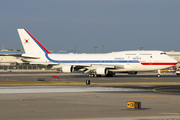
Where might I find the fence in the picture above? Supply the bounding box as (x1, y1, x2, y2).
(0, 65, 52, 70)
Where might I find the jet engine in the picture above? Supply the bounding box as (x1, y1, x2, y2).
(96, 68, 108, 75)
(62, 66, 74, 73)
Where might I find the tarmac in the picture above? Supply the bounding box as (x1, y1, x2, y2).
(0, 71, 180, 120)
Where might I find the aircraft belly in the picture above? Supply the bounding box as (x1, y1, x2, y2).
(110, 64, 173, 72)
(137, 65, 173, 71)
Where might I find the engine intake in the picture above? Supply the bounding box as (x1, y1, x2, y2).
(96, 68, 108, 75)
(62, 66, 74, 73)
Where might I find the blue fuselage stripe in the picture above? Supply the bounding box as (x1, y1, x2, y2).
(45, 54, 140, 63)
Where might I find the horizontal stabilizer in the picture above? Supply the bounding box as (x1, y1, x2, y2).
(22, 54, 40, 59)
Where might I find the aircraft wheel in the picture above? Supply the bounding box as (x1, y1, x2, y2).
(105, 74, 109, 77)
(105, 74, 112, 77)
(157, 74, 161, 78)
(105, 73, 113, 77)
(89, 74, 93, 77)
(97, 75, 102, 77)
(110, 74, 113, 77)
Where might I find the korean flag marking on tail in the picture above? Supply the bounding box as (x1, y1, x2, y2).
(25, 39, 29, 44)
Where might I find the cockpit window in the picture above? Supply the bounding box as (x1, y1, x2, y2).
(160, 53, 166, 55)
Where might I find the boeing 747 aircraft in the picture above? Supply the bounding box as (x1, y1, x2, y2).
(17, 29, 177, 77)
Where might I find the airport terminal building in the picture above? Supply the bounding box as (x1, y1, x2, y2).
(0, 50, 51, 70)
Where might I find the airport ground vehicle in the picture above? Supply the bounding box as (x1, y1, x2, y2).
(176, 69, 180, 75)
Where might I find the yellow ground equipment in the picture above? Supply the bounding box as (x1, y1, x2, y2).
(127, 101, 141, 109)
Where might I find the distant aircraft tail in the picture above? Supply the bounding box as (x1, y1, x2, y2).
(17, 29, 51, 54)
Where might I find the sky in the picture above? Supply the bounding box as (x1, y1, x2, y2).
(0, 0, 180, 53)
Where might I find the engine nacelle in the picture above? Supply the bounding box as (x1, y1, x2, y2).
(128, 71, 138, 75)
(62, 66, 74, 73)
(96, 68, 108, 75)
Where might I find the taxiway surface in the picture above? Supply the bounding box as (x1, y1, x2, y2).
(0, 71, 180, 83)
(0, 71, 180, 120)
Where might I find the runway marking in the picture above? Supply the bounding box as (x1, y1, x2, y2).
(0, 81, 180, 86)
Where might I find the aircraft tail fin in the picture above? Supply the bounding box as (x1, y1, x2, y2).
(17, 29, 51, 54)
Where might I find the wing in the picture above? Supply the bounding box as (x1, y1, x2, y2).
(73, 64, 125, 73)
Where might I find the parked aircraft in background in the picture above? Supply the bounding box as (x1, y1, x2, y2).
(17, 29, 177, 77)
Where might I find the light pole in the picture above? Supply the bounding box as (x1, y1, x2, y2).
(102, 45, 105, 53)
(93, 46, 97, 53)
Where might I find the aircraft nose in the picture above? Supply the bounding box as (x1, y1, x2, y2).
(174, 60, 177, 64)
(171, 57, 177, 65)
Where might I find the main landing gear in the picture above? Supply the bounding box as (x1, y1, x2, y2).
(105, 72, 114, 77)
(88, 74, 102, 77)
(88, 72, 114, 77)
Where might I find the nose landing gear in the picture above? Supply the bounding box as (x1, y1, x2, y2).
(157, 70, 161, 78)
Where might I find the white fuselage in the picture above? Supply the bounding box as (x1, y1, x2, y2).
(33, 50, 177, 72)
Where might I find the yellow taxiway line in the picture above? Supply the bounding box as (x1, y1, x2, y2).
(0, 81, 180, 86)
